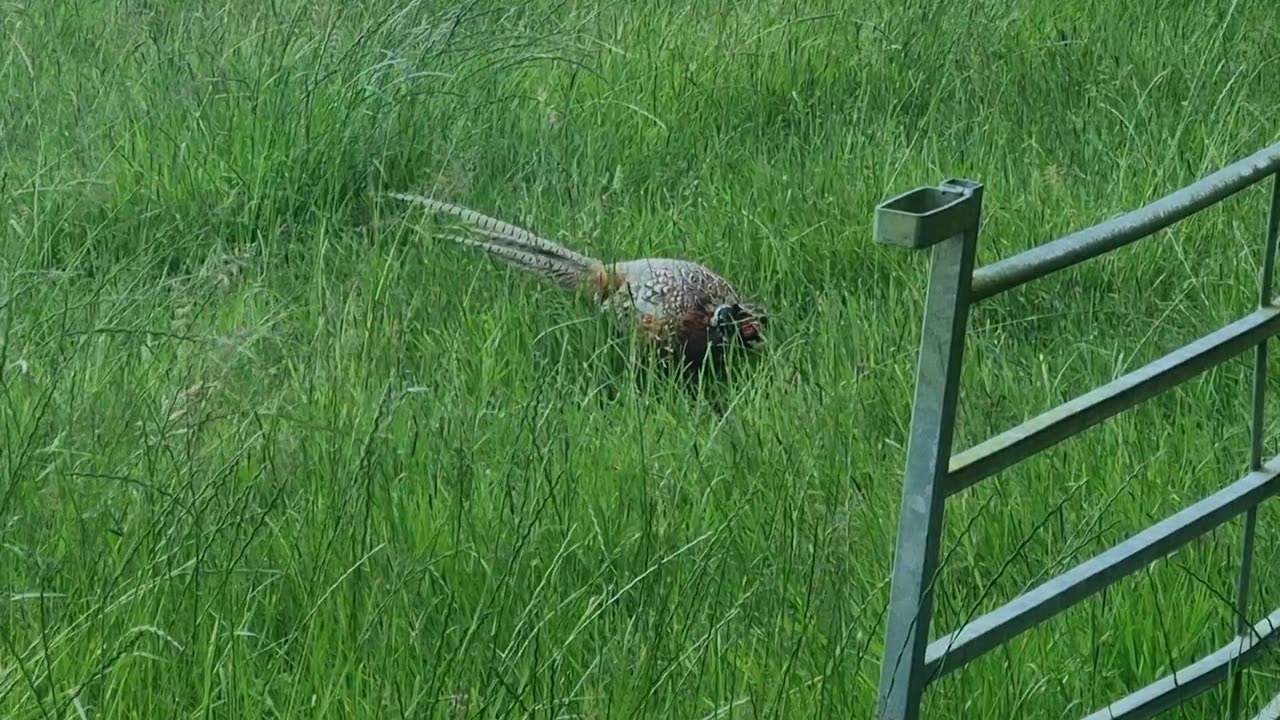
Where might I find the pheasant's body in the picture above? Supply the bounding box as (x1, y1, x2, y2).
(389, 192, 768, 373)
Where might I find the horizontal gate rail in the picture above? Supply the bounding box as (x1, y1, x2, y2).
(1254, 690, 1280, 720)
(948, 304, 1280, 494)
(1080, 606, 1280, 720)
(970, 142, 1280, 301)
(927, 453, 1280, 680)
(873, 139, 1280, 720)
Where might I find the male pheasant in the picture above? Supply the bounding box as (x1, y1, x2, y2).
(388, 192, 768, 375)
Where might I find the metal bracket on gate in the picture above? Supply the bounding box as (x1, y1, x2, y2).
(874, 178, 984, 250)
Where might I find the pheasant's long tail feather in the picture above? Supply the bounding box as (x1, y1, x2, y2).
(438, 234, 598, 293)
(387, 192, 598, 268)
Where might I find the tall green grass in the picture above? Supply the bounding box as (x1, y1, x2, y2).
(2, 0, 1279, 717)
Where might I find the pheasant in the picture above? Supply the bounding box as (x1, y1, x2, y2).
(388, 192, 768, 375)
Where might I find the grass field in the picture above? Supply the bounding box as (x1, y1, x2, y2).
(3, 0, 1280, 717)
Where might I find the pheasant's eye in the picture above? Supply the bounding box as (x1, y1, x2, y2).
(712, 305, 737, 327)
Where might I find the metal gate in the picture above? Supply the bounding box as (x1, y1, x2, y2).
(873, 141, 1280, 720)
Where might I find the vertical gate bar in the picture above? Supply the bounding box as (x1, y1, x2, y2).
(876, 182, 984, 720)
(1230, 173, 1280, 720)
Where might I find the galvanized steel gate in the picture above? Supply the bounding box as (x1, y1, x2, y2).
(873, 141, 1280, 720)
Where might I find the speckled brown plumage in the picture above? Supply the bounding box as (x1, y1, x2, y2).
(389, 192, 768, 374)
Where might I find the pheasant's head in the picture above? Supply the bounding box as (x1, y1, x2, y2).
(710, 301, 768, 351)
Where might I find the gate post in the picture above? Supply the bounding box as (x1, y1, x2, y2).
(873, 178, 985, 720)
(1230, 173, 1280, 720)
